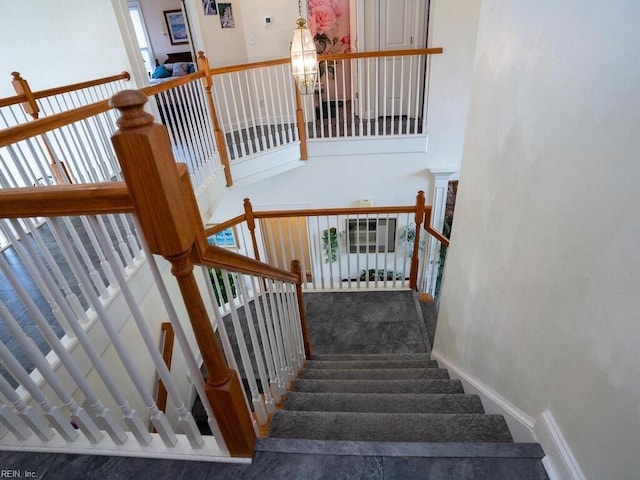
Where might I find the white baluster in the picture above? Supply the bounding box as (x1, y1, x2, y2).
(0, 405, 31, 441)
(0, 253, 128, 445)
(91, 217, 200, 449)
(0, 302, 102, 442)
(221, 271, 267, 425)
(266, 281, 290, 388)
(0, 374, 53, 442)
(249, 276, 281, 402)
(236, 276, 274, 414)
(0, 339, 78, 442)
(134, 217, 225, 448)
(48, 218, 153, 446)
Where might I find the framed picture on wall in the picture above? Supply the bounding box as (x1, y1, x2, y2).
(163, 10, 189, 45)
(203, 0, 217, 15)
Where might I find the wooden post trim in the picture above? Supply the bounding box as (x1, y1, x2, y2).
(156, 322, 175, 415)
(409, 190, 426, 290)
(294, 88, 308, 160)
(291, 260, 311, 360)
(11, 72, 39, 120)
(197, 52, 233, 187)
(243, 198, 262, 262)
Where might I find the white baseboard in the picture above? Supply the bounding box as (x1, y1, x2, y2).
(431, 352, 585, 480)
(534, 410, 586, 480)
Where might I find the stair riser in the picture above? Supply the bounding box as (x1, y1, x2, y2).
(283, 392, 485, 414)
(294, 379, 464, 394)
(306, 360, 439, 369)
(301, 368, 449, 380)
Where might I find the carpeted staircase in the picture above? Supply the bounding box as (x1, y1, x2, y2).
(259, 291, 549, 479)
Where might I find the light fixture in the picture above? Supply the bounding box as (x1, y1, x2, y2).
(290, 8, 317, 95)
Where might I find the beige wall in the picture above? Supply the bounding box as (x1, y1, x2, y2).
(436, 1, 640, 478)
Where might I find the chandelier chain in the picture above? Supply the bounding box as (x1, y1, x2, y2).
(298, 0, 302, 17)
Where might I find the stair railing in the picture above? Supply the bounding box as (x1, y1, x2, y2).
(0, 90, 310, 459)
(203, 191, 451, 294)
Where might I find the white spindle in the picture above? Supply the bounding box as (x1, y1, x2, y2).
(355, 213, 361, 289)
(236, 72, 255, 156)
(227, 75, 247, 157)
(0, 302, 102, 443)
(259, 69, 276, 148)
(0, 404, 32, 441)
(90, 216, 202, 449)
(222, 270, 267, 426)
(391, 57, 397, 134)
(405, 55, 414, 135)
(142, 244, 226, 449)
(23, 218, 87, 327)
(218, 77, 239, 159)
(249, 276, 281, 402)
(243, 70, 261, 153)
(0, 338, 78, 442)
(0, 373, 54, 442)
(265, 69, 281, 147)
(414, 55, 424, 134)
(0, 221, 76, 336)
(325, 216, 334, 287)
(236, 276, 274, 413)
(0, 252, 128, 445)
(345, 214, 352, 288)
(315, 216, 324, 289)
(48, 217, 156, 446)
(266, 281, 291, 386)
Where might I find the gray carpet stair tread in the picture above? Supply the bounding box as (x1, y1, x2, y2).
(312, 353, 432, 361)
(306, 359, 438, 370)
(269, 411, 514, 443)
(283, 392, 484, 414)
(294, 378, 464, 394)
(257, 438, 544, 458)
(300, 368, 450, 380)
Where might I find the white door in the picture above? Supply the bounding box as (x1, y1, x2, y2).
(378, 0, 427, 118)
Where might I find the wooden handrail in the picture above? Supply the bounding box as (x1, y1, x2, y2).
(423, 206, 450, 248)
(0, 182, 133, 218)
(33, 72, 131, 100)
(200, 244, 299, 284)
(204, 214, 246, 237)
(0, 100, 110, 148)
(252, 205, 417, 218)
(409, 191, 426, 290)
(138, 71, 205, 97)
(204, 48, 444, 77)
(0, 93, 27, 108)
(318, 47, 444, 62)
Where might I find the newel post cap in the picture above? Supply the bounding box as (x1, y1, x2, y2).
(109, 90, 154, 129)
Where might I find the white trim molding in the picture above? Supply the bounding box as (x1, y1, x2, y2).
(432, 352, 585, 480)
(534, 411, 586, 480)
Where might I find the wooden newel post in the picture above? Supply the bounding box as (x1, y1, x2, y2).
(243, 198, 262, 262)
(294, 88, 308, 160)
(409, 190, 426, 290)
(197, 51, 233, 187)
(109, 90, 255, 457)
(291, 259, 312, 360)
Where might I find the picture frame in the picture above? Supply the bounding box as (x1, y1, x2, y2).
(203, 0, 217, 15)
(163, 10, 189, 45)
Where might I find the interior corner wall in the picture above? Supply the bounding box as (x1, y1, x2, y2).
(424, 0, 481, 172)
(434, 1, 640, 479)
(0, 0, 132, 97)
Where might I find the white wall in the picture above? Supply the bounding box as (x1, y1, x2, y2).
(424, 0, 481, 172)
(0, 1, 133, 97)
(211, 152, 434, 219)
(435, 1, 640, 479)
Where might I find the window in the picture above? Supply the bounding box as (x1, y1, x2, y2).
(128, 2, 154, 76)
(347, 218, 396, 253)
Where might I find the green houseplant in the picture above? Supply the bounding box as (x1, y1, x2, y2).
(322, 227, 339, 263)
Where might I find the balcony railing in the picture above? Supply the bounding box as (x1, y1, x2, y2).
(0, 48, 448, 461)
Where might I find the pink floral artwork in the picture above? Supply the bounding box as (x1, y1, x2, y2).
(308, 0, 351, 56)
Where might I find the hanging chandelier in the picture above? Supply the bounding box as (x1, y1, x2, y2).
(290, 3, 317, 95)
